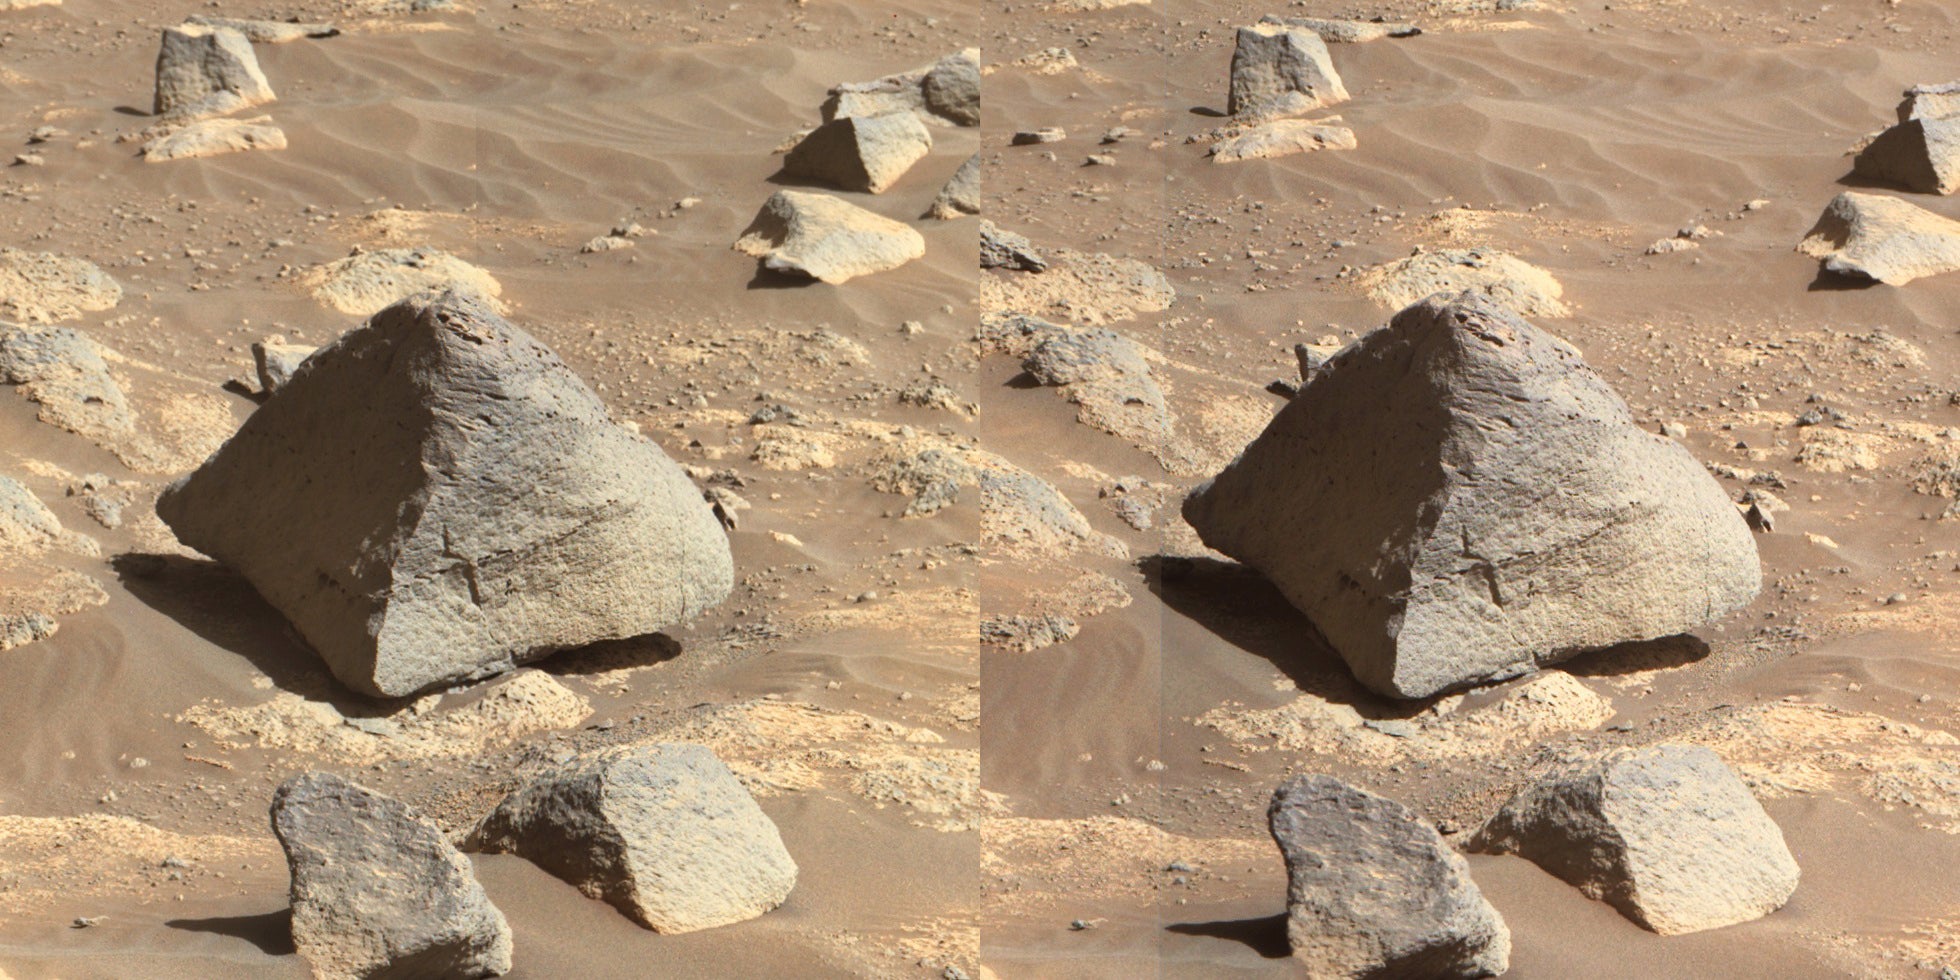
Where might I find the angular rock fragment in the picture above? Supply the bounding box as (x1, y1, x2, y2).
(1899, 80, 1960, 123)
(1011, 127, 1066, 145)
(1798, 191, 1960, 285)
(0, 250, 121, 323)
(1023, 326, 1175, 448)
(734, 190, 925, 284)
(1469, 744, 1800, 935)
(1269, 775, 1509, 978)
(0, 324, 134, 443)
(252, 339, 315, 395)
(823, 49, 980, 128)
(1229, 24, 1350, 118)
(1260, 15, 1421, 43)
(1358, 247, 1567, 317)
(154, 25, 275, 122)
(782, 111, 933, 194)
(183, 15, 340, 44)
(1210, 118, 1356, 163)
(979, 221, 1047, 271)
(1852, 115, 1958, 195)
(157, 293, 734, 697)
(1183, 293, 1760, 699)
(306, 247, 502, 315)
(141, 116, 286, 162)
(927, 153, 980, 219)
(272, 772, 512, 979)
(465, 744, 797, 933)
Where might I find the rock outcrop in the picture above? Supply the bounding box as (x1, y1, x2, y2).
(1899, 80, 1960, 123)
(927, 153, 980, 219)
(1358, 248, 1567, 317)
(153, 25, 275, 122)
(734, 191, 926, 283)
(306, 248, 503, 315)
(141, 115, 287, 162)
(1798, 191, 1960, 285)
(1469, 744, 1800, 935)
(823, 49, 980, 128)
(1229, 24, 1349, 118)
(979, 221, 1048, 271)
(272, 772, 512, 979)
(781, 111, 933, 193)
(465, 744, 798, 933)
(1853, 115, 1958, 195)
(1210, 118, 1356, 163)
(1260, 14, 1421, 43)
(1183, 293, 1761, 699)
(0, 250, 121, 323)
(1269, 775, 1510, 978)
(157, 292, 734, 697)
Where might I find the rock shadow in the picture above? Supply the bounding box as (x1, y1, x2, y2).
(745, 265, 819, 290)
(111, 552, 330, 696)
(165, 909, 295, 956)
(543, 633, 683, 677)
(1165, 913, 1291, 959)
(1805, 268, 1878, 292)
(1559, 633, 1709, 678)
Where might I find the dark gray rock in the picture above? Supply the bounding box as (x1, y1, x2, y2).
(980, 220, 1047, 271)
(782, 111, 933, 194)
(1852, 115, 1958, 195)
(154, 25, 275, 121)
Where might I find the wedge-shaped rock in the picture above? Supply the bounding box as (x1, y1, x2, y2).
(1229, 24, 1349, 118)
(782, 111, 933, 193)
(927, 153, 980, 219)
(465, 744, 797, 933)
(141, 115, 286, 162)
(1798, 191, 1960, 285)
(157, 293, 734, 697)
(273, 772, 512, 980)
(1469, 744, 1799, 935)
(1899, 80, 1960, 123)
(823, 49, 980, 127)
(734, 190, 925, 284)
(1184, 293, 1760, 699)
(184, 14, 340, 43)
(1210, 118, 1356, 163)
(1359, 247, 1567, 317)
(1270, 775, 1509, 978)
(1852, 115, 1958, 194)
(980, 220, 1047, 271)
(154, 25, 275, 122)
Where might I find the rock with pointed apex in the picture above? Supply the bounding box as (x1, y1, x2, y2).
(1229, 24, 1349, 118)
(1798, 191, 1960, 285)
(1270, 775, 1510, 978)
(979, 221, 1047, 271)
(1469, 744, 1799, 935)
(157, 292, 734, 697)
(1184, 293, 1760, 699)
(927, 153, 980, 219)
(734, 190, 925, 283)
(272, 772, 512, 980)
(154, 25, 275, 122)
(1852, 115, 1959, 195)
(782, 111, 933, 194)
(252, 339, 315, 394)
(465, 744, 797, 933)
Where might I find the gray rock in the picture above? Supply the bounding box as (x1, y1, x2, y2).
(922, 51, 981, 126)
(1469, 744, 1799, 935)
(1023, 326, 1174, 444)
(0, 324, 134, 442)
(1229, 24, 1349, 118)
(927, 153, 980, 220)
(734, 190, 926, 284)
(1259, 15, 1422, 43)
(782, 111, 933, 194)
(1798, 191, 1960, 286)
(272, 772, 511, 980)
(1183, 292, 1761, 699)
(464, 744, 797, 933)
(1899, 80, 1960, 123)
(823, 49, 980, 128)
(141, 115, 286, 162)
(979, 220, 1048, 271)
(153, 25, 275, 122)
(157, 292, 734, 697)
(1852, 115, 1959, 195)
(183, 15, 340, 43)
(1269, 775, 1509, 978)
(252, 339, 315, 394)
(1010, 127, 1066, 145)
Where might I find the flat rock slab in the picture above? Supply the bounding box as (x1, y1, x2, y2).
(1229, 23, 1349, 118)
(306, 247, 502, 315)
(154, 25, 275, 122)
(466, 744, 797, 933)
(1470, 744, 1800, 935)
(1184, 292, 1760, 699)
(183, 15, 339, 43)
(0, 249, 121, 323)
(1270, 774, 1510, 978)
(141, 115, 286, 162)
(1799, 191, 1960, 285)
(157, 293, 734, 697)
(1260, 14, 1422, 43)
(1899, 80, 1960, 122)
(734, 190, 925, 284)
(1853, 115, 1959, 194)
(782, 111, 932, 194)
(1210, 118, 1356, 162)
(1358, 247, 1567, 317)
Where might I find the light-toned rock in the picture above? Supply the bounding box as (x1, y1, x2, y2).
(1899, 80, 1960, 123)
(1270, 775, 1509, 978)
(157, 293, 734, 697)
(183, 15, 339, 43)
(1798, 191, 1960, 285)
(465, 744, 797, 933)
(782, 111, 933, 194)
(272, 772, 512, 979)
(1260, 14, 1421, 43)
(823, 49, 980, 128)
(153, 25, 275, 122)
(0, 250, 121, 323)
(0, 476, 62, 557)
(1229, 24, 1350, 118)
(252, 339, 315, 394)
(306, 248, 502, 315)
(1852, 115, 1958, 195)
(734, 190, 925, 284)
(1470, 744, 1800, 935)
(1210, 118, 1356, 162)
(0, 0, 60, 9)
(1358, 247, 1568, 317)
(141, 116, 286, 162)
(1183, 293, 1761, 699)
(927, 153, 980, 219)
(0, 325, 133, 443)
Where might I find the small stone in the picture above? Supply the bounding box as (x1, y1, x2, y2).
(1012, 127, 1066, 145)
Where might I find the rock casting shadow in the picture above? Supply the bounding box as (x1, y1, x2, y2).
(745, 265, 818, 290)
(166, 909, 296, 956)
(1166, 913, 1291, 959)
(1560, 633, 1710, 678)
(112, 552, 330, 696)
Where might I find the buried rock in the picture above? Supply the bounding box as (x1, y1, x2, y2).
(979, 220, 1047, 271)
(153, 25, 275, 122)
(927, 153, 980, 219)
(464, 744, 797, 933)
(1260, 14, 1421, 43)
(1899, 80, 1960, 123)
(1269, 775, 1509, 978)
(140, 115, 286, 162)
(824, 49, 980, 127)
(781, 111, 933, 193)
(734, 190, 925, 283)
(1228, 23, 1349, 118)
(1469, 744, 1800, 935)
(1798, 191, 1960, 285)
(1357, 247, 1567, 317)
(1852, 115, 1959, 195)
(1210, 117, 1356, 163)
(183, 15, 340, 44)
(157, 292, 734, 697)
(1183, 293, 1760, 699)
(0, 250, 121, 323)
(305, 247, 502, 315)
(272, 772, 512, 979)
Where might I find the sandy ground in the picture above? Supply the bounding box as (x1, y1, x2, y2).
(0, 0, 1957, 977)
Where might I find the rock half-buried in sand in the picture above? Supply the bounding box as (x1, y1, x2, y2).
(1899, 80, 1960, 123)
(306, 247, 502, 315)
(157, 292, 735, 698)
(141, 115, 286, 162)
(272, 772, 512, 980)
(1210, 118, 1356, 163)
(1798, 191, 1960, 286)
(781, 111, 933, 194)
(823, 49, 980, 128)
(1269, 774, 1510, 978)
(1228, 23, 1349, 118)
(0, 250, 121, 323)
(1183, 293, 1760, 699)
(153, 24, 275, 122)
(465, 744, 797, 933)
(734, 190, 926, 284)
(1358, 247, 1567, 317)
(928, 153, 980, 219)
(1852, 115, 1958, 195)
(1469, 744, 1800, 935)
(183, 14, 340, 43)
(1260, 14, 1422, 43)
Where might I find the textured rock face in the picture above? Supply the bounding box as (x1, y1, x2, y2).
(141, 115, 286, 162)
(782, 111, 933, 193)
(153, 25, 275, 121)
(0, 250, 122, 324)
(1228, 24, 1349, 118)
(1798, 191, 1960, 286)
(1210, 118, 1356, 163)
(734, 190, 925, 283)
(252, 339, 315, 394)
(306, 248, 502, 316)
(0, 324, 133, 443)
(1899, 80, 1960, 123)
(927, 153, 980, 219)
(1469, 745, 1800, 935)
(1260, 15, 1422, 43)
(823, 49, 980, 127)
(1359, 248, 1567, 317)
(1184, 293, 1760, 699)
(465, 744, 798, 933)
(1853, 115, 1959, 195)
(979, 220, 1048, 271)
(271, 772, 512, 980)
(921, 51, 982, 126)
(1269, 775, 1510, 979)
(183, 14, 340, 43)
(157, 293, 734, 697)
